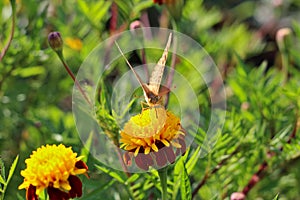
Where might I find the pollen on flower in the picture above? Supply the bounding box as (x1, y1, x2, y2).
(18, 144, 88, 199)
(120, 107, 186, 170)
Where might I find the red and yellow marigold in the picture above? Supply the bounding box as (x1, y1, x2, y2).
(120, 107, 186, 170)
(19, 144, 88, 200)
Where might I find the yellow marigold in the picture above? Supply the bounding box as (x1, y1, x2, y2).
(120, 107, 186, 170)
(65, 37, 83, 51)
(18, 144, 88, 200)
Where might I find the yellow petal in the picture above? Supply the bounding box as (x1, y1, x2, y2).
(144, 147, 151, 154)
(134, 146, 141, 157)
(151, 143, 159, 152)
(161, 139, 170, 147)
(171, 141, 182, 148)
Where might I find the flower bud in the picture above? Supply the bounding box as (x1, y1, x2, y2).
(48, 31, 63, 52)
(276, 28, 292, 52)
(230, 192, 246, 200)
(130, 20, 143, 30)
(129, 20, 144, 38)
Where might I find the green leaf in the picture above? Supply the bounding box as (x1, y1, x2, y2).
(12, 66, 45, 77)
(273, 193, 279, 200)
(186, 146, 201, 175)
(172, 156, 184, 200)
(126, 173, 139, 184)
(234, 52, 248, 77)
(229, 79, 247, 102)
(78, 1, 111, 28)
(95, 164, 126, 184)
(7, 155, 19, 184)
(292, 20, 300, 39)
(131, 0, 153, 18)
(0, 158, 5, 183)
(80, 131, 93, 163)
(0, 176, 5, 185)
(180, 160, 192, 200)
(80, 179, 116, 200)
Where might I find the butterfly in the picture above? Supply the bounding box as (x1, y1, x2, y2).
(115, 33, 172, 109)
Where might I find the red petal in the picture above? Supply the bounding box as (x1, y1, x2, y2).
(123, 152, 133, 166)
(164, 146, 176, 164)
(153, 150, 167, 167)
(146, 153, 154, 166)
(135, 154, 153, 170)
(26, 185, 38, 200)
(176, 137, 186, 156)
(75, 160, 88, 170)
(68, 175, 83, 198)
(179, 138, 186, 155)
(47, 187, 69, 200)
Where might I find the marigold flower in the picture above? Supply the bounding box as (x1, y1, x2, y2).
(65, 37, 83, 51)
(120, 107, 186, 170)
(18, 144, 88, 200)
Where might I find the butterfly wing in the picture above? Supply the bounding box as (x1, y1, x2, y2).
(148, 33, 172, 95)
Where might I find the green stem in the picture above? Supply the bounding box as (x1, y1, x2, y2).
(55, 51, 92, 107)
(276, 28, 291, 84)
(281, 50, 289, 84)
(158, 167, 168, 200)
(0, 183, 7, 200)
(0, 0, 16, 62)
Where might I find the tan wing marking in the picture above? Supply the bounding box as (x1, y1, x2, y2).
(148, 33, 172, 95)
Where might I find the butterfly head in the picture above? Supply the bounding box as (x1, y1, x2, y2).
(146, 91, 161, 105)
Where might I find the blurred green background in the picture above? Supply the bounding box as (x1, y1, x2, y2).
(1, 0, 300, 199)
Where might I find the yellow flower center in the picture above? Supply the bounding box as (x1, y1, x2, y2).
(120, 107, 184, 156)
(125, 107, 167, 138)
(18, 144, 87, 195)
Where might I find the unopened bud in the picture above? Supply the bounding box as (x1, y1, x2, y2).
(230, 192, 246, 200)
(48, 31, 63, 52)
(130, 20, 144, 37)
(276, 28, 292, 52)
(241, 102, 250, 111)
(130, 20, 143, 30)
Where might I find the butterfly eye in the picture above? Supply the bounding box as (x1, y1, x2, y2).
(149, 95, 160, 104)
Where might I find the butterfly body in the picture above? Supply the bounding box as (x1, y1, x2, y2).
(143, 86, 162, 106)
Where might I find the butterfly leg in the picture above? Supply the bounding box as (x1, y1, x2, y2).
(140, 101, 149, 111)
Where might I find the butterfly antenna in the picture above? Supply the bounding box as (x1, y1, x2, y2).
(114, 41, 146, 89)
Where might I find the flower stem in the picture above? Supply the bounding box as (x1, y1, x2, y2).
(276, 28, 291, 84)
(55, 51, 92, 107)
(0, 0, 16, 62)
(158, 167, 168, 200)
